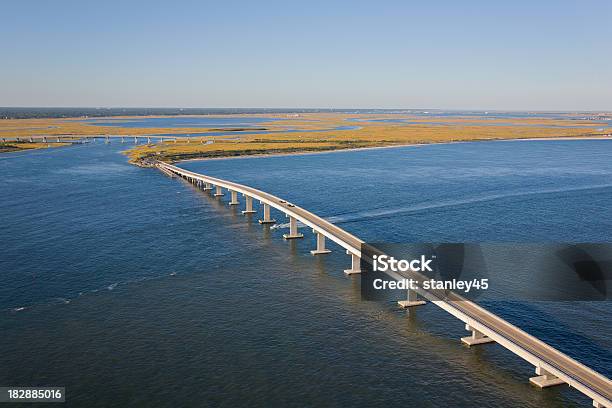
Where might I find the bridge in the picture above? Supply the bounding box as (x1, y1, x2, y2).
(155, 160, 611, 408)
(0, 134, 185, 144)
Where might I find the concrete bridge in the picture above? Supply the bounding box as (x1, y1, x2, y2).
(0, 134, 182, 144)
(156, 160, 611, 408)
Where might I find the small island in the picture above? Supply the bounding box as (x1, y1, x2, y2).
(125, 113, 611, 164)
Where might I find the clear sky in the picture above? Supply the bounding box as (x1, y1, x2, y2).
(2, 0, 611, 110)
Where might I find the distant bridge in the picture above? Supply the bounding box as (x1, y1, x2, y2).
(0, 134, 189, 144)
(156, 160, 611, 408)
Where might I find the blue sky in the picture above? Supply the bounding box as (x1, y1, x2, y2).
(2, 0, 611, 110)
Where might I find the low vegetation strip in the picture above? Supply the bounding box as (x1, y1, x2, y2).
(126, 121, 609, 164)
(0, 142, 70, 153)
(1, 113, 609, 158)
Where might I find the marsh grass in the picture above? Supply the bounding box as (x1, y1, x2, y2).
(0, 113, 607, 160)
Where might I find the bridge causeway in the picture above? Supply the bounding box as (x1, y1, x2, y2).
(1, 134, 181, 144)
(156, 160, 611, 408)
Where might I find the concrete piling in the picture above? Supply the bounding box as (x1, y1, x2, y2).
(343, 251, 361, 275)
(258, 203, 276, 224)
(461, 324, 495, 346)
(398, 288, 426, 308)
(530, 366, 565, 388)
(283, 216, 304, 239)
(242, 195, 256, 214)
(229, 190, 239, 205)
(310, 230, 331, 255)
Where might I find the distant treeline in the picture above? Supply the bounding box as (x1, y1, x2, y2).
(0, 107, 399, 119)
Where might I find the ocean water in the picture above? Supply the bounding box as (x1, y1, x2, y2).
(1, 139, 610, 407)
(345, 117, 610, 128)
(145, 125, 361, 139)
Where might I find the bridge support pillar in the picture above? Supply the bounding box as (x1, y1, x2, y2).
(311, 230, 331, 255)
(203, 183, 212, 191)
(229, 190, 239, 205)
(43, 137, 47, 143)
(121, 137, 125, 143)
(461, 324, 495, 346)
(529, 366, 565, 388)
(214, 185, 224, 197)
(134, 137, 138, 144)
(398, 289, 426, 308)
(147, 137, 151, 144)
(29, 137, 34, 143)
(344, 251, 361, 275)
(242, 195, 256, 214)
(259, 203, 276, 224)
(56, 137, 60, 142)
(158, 166, 175, 178)
(283, 216, 304, 239)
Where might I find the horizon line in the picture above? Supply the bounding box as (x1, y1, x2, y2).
(1, 106, 611, 114)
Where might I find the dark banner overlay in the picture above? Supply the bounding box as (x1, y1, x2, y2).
(360, 243, 612, 302)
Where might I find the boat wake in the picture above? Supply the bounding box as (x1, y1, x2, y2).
(4, 271, 180, 314)
(326, 183, 612, 225)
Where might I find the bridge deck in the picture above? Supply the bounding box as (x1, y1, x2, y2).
(157, 161, 611, 407)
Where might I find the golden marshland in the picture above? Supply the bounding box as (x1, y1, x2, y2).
(0, 113, 609, 160)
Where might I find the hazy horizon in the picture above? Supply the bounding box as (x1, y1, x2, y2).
(2, 106, 611, 113)
(2, 0, 611, 111)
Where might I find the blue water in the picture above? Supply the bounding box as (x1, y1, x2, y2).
(81, 115, 361, 139)
(396, 110, 606, 121)
(81, 114, 610, 136)
(346, 117, 611, 128)
(1, 140, 611, 407)
(152, 125, 361, 138)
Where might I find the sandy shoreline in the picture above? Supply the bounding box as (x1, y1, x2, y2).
(175, 135, 612, 164)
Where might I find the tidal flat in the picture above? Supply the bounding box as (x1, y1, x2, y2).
(124, 112, 611, 163)
(1, 112, 610, 160)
